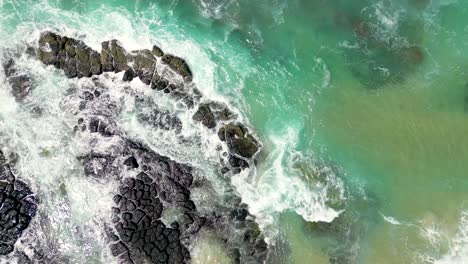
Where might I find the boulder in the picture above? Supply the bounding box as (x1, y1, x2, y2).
(130, 49, 156, 85)
(161, 54, 192, 82)
(101, 40, 128, 72)
(37, 31, 102, 78)
(218, 123, 260, 159)
(193, 103, 216, 128)
(122, 68, 136, 82)
(230, 137, 259, 159)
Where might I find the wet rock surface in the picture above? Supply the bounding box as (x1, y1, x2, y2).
(0, 150, 37, 255)
(38, 31, 102, 78)
(161, 54, 192, 82)
(219, 123, 260, 159)
(34, 31, 267, 263)
(2, 59, 32, 100)
(193, 103, 216, 129)
(37, 31, 261, 171)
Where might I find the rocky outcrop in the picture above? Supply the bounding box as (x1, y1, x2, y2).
(38, 32, 102, 78)
(32, 32, 266, 263)
(36, 31, 261, 169)
(63, 76, 266, 263)
(0, 150, 37, 255)
(101, 40, 128, 73)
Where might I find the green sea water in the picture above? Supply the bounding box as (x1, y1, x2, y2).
(0, 0, 467, 263)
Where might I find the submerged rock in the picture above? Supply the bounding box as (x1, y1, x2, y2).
(2, 59, 32, 100)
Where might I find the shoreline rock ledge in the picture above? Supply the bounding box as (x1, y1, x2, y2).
(28, 31, 267, 264)
(36, 31, 260, 171)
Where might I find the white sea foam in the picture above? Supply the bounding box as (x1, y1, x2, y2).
(434, 210, 468, 264)
(231, 125, 343, 243)
(380, 212, 402, 225)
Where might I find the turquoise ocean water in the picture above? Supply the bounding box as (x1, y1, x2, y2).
(0, 0, 467, 263)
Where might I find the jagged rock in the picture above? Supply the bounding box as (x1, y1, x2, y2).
(2, 59, 32, 100)
(230, 137, 259, 159)
(33, 33, 267, 263)
(101, 40, 128, 73)
(130, 49, 156, 85)
(100, 41, 113, 72)
(218, 123, 260, 159)
(0, 151, 37, 256)
(193, 103, 216, 128)
(161, 54, 192, 82)
(37, 31, 102, 78)
(152, 45, 164, 57)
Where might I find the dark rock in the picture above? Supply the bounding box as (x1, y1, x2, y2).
(161, 54, 192, 82)
(218, 123, 246, 142)
(218, 123, 260, 159)
(100, 41, 113, 72)
(151, 77, 169, 91)
(193, 104, 216, 128)
(0, 156, 37, 256)
(101, 40, 128, 73)
(131, 49, 156, 85)
(123, 157, 139, 169)
(122, 68, 136, 82)
(231, 137, 259, 159)
(228, 155, 249, 169)
(152, 45, 164, 57)
(110, 40, 128, 72)
(37, 31, 102, 78)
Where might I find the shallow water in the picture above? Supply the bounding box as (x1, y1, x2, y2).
(0, 0, 467, 263)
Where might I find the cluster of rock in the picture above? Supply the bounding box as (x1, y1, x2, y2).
(32, 31, 267, 263)
(0, 150, 37, 255)
(36, 31, 261, 171)
(67, 78, 267, 263)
